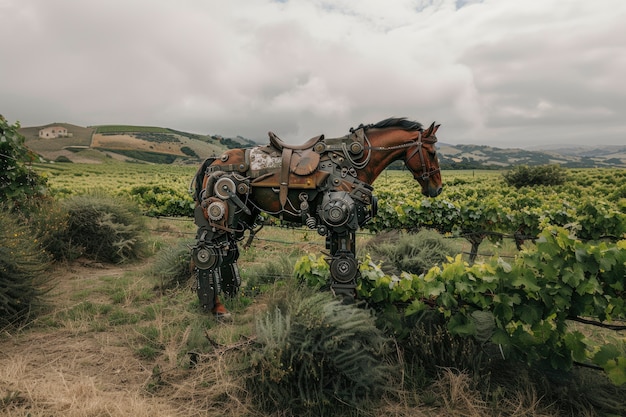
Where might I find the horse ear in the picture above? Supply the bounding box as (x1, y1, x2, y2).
(424, 122, 436, 137)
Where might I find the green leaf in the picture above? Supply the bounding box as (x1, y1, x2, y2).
(575, 276, 601, 296)
(439, 292, 458, 309)
(424, 280, 446, 298)
(594, 344, 621, 366)
(518, 303, 543, 324)
(563, 331, 587, 363)
(448, 313, 476, 337)
(493, 303, 513, 324)
(491, 328, 511, 346)
(471, 310, 495, 343)
(510, 271, 541, 292)
(562, 264, 585, 288)
(405, 299, 426, 316)
(604, 357, 626, 386)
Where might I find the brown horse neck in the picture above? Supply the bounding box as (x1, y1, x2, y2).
(355, 129, 418, 184)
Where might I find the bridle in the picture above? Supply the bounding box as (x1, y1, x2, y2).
(403, 132, 440, 181)
(342, 129, 440, 180)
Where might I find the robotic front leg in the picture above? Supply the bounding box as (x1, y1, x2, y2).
(191, 225, 242, 314)
(191, 231, 224, 313)
(192, 171, 249, 314)
(326, 230, 360, 298)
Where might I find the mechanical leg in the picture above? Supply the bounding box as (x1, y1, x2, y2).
(192, 171, 250, 313)
(326, 230, 360, 297)
(191, 234, 241, 312)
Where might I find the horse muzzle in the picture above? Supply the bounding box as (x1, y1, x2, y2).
(422, 184, 443, 197)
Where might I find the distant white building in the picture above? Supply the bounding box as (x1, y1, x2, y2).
(39, 126, 69, 139)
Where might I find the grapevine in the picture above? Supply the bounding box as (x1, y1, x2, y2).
(296, 226, 626, 385)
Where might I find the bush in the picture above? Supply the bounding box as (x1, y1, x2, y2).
(54, 155, 73, 163)
(0, 115, 46, 209)
(400, 311, 490, 388)
(241, 253, 298, 296)
(150, 238, 194, 289)
(180, 146, 198, 158)
(246, 290, 395, 414)
(62, 193, 147, 263)
(16, 197, 78, 262)
(0, 210, 51, 326)
(363, 229, 457, 276)
(503, 164, 567, 188)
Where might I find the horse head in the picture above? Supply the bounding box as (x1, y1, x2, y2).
(403, 122, 442, 197)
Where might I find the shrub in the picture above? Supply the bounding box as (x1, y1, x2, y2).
(246, 290, 395, 414)
(502, 164, 567, 188)
(180, 146, 198, 158)
(62, 193, 147, 263)
(0, 115, 46, 209)
(150, 238, 194, 289)
(363, 229, 457, 276)
(17, 197, 78, 262)
(54, 155, 73, 163)
(400, 311, 490, 388)
(241, 253, 297, 296)
(0, 210, 51, 326)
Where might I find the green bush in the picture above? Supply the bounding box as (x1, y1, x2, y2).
(400, 311, 490, 387)
(0, 115, 46, 209)
(14, 197, 81, 262)
(363, 229, 457, 276)
(241, 253, 298, 297)
(150, 238, 194, 289)
(0, 210, 51, 326)
(502, 164, 567, 188)
(54, 155, 73, 163)
(246, 290, 395, 415)
(62, 193, 147, 263)
(180, 146, 198, 158)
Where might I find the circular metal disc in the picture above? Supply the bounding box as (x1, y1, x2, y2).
(214, 177, 236, 199)
(330, 255, 358, 283)
(192, 246, 220, 270)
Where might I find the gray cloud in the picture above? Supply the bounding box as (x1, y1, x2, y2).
(1, 0, 625, 147)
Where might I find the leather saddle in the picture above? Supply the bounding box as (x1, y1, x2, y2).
(252, 132, 327, 209)
(268, 131, 324, 151)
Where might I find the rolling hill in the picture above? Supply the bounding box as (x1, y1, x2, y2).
(20, 123, 256, 164)
(437, 143, 626, 169)
(20, 122, 626, 168)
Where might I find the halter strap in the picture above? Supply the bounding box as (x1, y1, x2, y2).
(404, 135, 440, 180)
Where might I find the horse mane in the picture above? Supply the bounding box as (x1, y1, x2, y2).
(353, 117, 423, 132)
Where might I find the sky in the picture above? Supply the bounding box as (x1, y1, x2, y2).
(1, 0, 625, 148)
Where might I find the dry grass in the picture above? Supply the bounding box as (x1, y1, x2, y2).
(0, 333, 178, 416)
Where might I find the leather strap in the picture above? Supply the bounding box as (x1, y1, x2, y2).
(279, 148, 292, 209)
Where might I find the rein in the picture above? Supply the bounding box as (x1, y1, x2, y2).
(343, 130, 439, 179)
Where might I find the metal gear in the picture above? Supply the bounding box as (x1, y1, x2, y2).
(207, 201, 226, 221)
(329, 254, 358, 284)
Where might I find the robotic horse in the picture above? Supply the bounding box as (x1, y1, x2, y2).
(190, 117, 442, 313)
